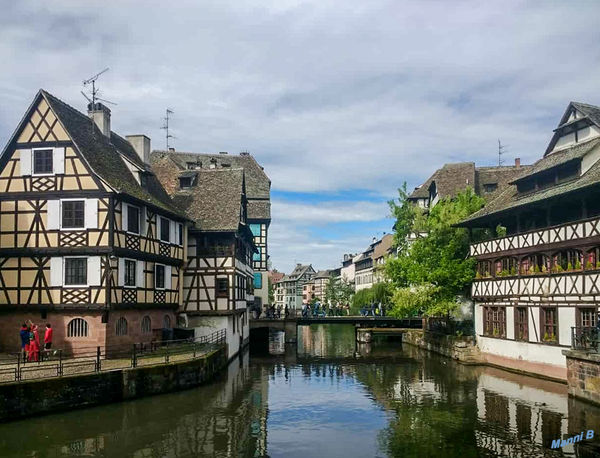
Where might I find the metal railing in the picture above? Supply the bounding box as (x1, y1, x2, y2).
(571, 326, 599, 352)
(0, 329, 226, 384)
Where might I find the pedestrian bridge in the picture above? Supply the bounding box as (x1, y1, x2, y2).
(249, 316, 423, 343)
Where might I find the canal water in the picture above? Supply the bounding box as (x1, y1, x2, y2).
(1, 324, 600, 457)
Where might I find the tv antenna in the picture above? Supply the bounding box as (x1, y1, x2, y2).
(161, 108, 175, 150)
(81, 67, 116, 108)
(498, 139, 507, 166)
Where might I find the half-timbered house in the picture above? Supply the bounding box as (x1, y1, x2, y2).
(0, 90, 187, 353)
(172, 168, 255, 358)
(459, 101, 600, 380)
(151, 150, 271, 311)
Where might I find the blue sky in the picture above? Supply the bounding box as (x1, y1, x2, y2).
(1, 1, 600, 273)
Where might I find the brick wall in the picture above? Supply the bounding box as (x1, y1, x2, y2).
(563, 350, 600, 405)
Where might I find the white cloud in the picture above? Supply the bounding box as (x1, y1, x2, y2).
(0, 0, 598, 272)
(273, 199, 389, 225)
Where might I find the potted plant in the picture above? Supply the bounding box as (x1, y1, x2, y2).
(575, 259, 582, 270)
(567, 262, 573, 271)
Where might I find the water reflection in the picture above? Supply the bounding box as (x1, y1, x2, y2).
(0, 324, 599, 457)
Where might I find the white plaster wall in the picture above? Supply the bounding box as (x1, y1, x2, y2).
(477, 336, 566, 367)
(528, 306, 540, 343)
(506, 306, 514, 339)
(581, 143, 600, 174)
(578, 125, 600, 143)
(558, 307, 575, 346)
(552, 132, 576, 152)
(475, 304, 484, 335)
(189, 315, 240, 359)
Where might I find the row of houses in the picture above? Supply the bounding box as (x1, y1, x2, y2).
(0, 89, 271, 359)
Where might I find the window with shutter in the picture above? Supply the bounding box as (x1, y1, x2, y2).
(64, 258, 87, 286)
(124, 260, 136, 287)
(155, 264, 165, 289)
(62, 200, 85, 228)
(160, 218, 170, 242)
(33, 148, 53, 175)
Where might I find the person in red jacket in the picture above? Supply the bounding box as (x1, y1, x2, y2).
(28, 321, 40, 362)
(44, 323, 53, 350)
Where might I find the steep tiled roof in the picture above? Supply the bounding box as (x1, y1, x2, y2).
(39, 91, 185, 219)
(314, 270, 331, 279)
(172, 168, 245, 232)
(151, 151, 270, 197)
(373, 234, 394, 259)
(571, 102, 600, 129)
(288, 264, 314, 280)
(409, 162, 530, 202)
(460, 140, 600, 226)
(513, 137, 600, 184)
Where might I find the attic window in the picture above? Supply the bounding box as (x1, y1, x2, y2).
(222, 163, 231, 168)
(179, 176, 193, 188)
(483, 183, 498, 193)
(186, 162, 201, 170)
(139, 173, 148, 187)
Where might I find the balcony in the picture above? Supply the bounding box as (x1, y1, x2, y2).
(470, 215, 600, 257)
(472, 269, 600, 299)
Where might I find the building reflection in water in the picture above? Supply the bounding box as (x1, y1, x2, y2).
(0, 350, 270, 458)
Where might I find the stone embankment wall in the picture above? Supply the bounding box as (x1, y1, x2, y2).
(563, 349, 600, 406)
(0, 347, 227, 423)
(402, 330, 481, 363)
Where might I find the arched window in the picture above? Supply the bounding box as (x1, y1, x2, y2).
(67, 318, 89, 337)
(520, 254, 550, 275)
(116, 317, 128, 336)
(141, 316, 151, 334)
(163, 315, 171, 329)
(552, 249, 583, 272)
(495, 257, 518, 276)
(476, 260, 492, 278)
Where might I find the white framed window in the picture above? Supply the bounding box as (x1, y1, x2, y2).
(32, 148, 53, 175)
(124, 259, 136, 287)
(126, 204, 140, 234)
(116, 317, 128, 336)
(61, 199, 85, 229)
(67, 318, 89, 338)
(160, 217, 170, 242)
(64, 257, 87, 286)
(155, 264, 166, 289)
(48, 199, 97, 231)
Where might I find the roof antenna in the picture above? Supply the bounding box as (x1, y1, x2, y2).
(81, 68, 116, 136)
(161, 108, 176, 150)
(498, 139, 507, 166)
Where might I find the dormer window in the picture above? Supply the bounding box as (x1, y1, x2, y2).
(179, 177, 193, 188)
(139, 172, 148, 187)
(483, 183, 498, 193)
(33, 149, 53, 174)
(186, 162, 201, 170)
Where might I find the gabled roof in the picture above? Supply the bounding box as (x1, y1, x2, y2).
(409, 162, 529, 202)
(545, 101, 600, 156)
(14, 90, 186, 219)
(314, 270, 331, 279)
(459, 139, 600, 226)
(150, 150, 271, 220)
(288, 264, 314, 280)
(172, 168, 245, 232)
(373, 234, 394, 259)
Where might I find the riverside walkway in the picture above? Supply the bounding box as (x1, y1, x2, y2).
(0, 329, 226, 384)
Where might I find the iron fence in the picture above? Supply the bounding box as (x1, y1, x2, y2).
(0, 328, 226, 384)
(571, 326, 599, 352)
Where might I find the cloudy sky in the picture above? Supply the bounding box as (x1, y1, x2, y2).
(1, 1, 599, 274)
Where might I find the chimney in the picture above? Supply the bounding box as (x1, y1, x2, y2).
(515, 158, 521, 168)
(87, 102, 111, 138)
(126, 135, 151, 164)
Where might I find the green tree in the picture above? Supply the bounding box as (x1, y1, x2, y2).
(385, 187, 485, 316)
(268, 276, 275, 304)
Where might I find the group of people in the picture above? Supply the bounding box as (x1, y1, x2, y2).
(359, 302, 385, 317)
(19, 321, 53, 362)
(302, 302, 350, 318)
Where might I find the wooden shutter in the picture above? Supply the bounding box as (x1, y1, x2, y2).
(165, 265, 172, 289)
(85, 198, 98, 229)
(121, 203, 128, 232)
(136, 260, 144, 287)
(53, 147, 65, 174)
(20, 149, 31, 176)
(140, 206, 147, 236)
(50, 257, 63, 286)
(118, 258, 125, 286)
(170, 220, 177, 244)
(46, 200, 60, 230)
(87, 256, 101, 286)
